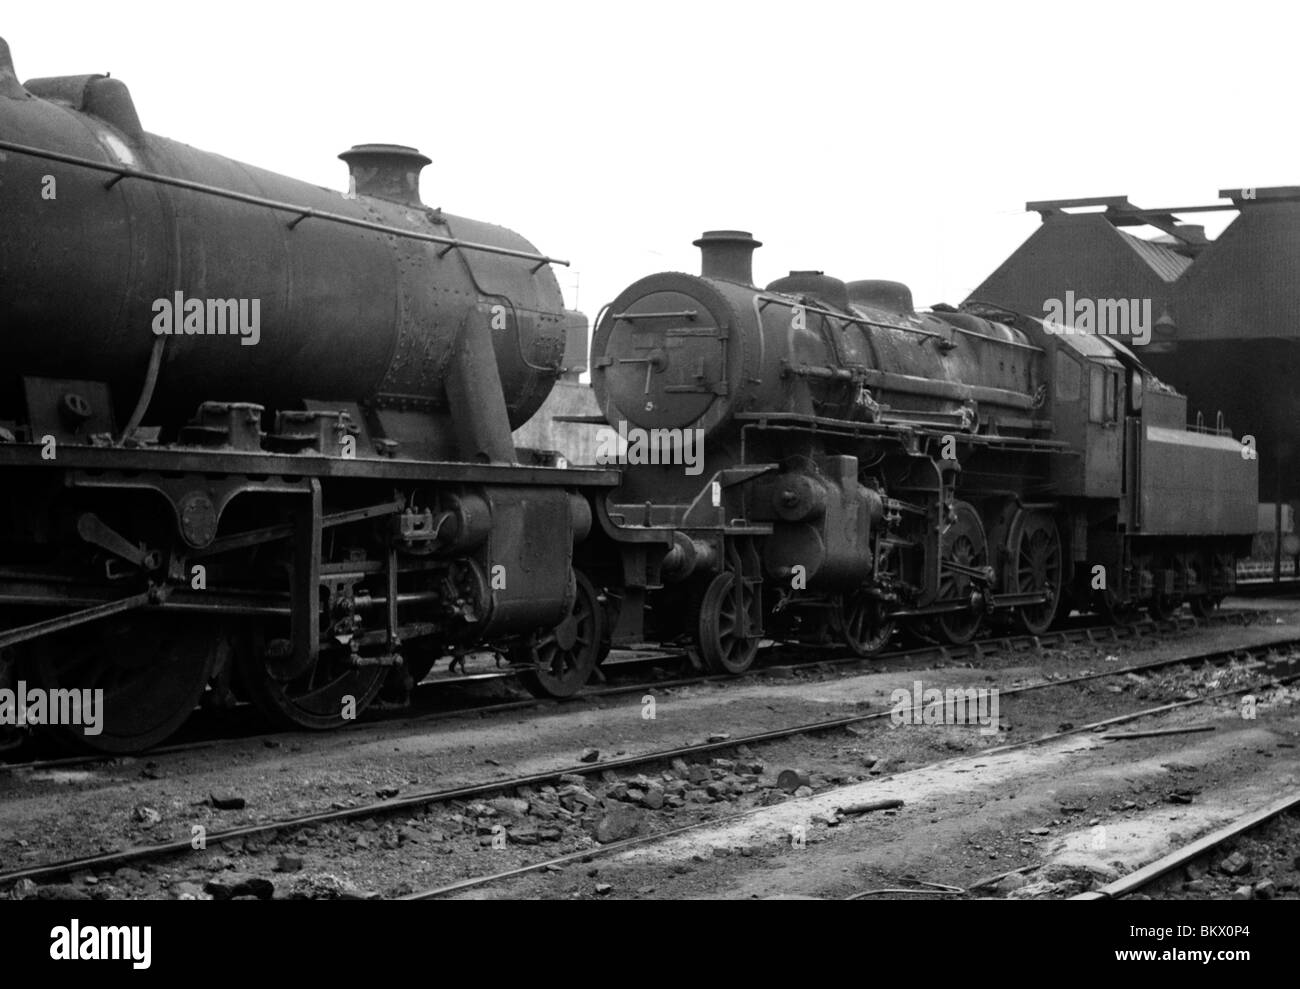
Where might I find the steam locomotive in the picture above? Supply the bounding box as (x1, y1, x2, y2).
(579, 232, 1259, 671)
(0, 36, 1260, 754)
(0, 38, 615, 752)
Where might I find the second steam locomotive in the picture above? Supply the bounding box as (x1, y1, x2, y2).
(580, 231, 1258, 671)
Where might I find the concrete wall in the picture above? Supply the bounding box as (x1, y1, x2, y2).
(512, 379, 609, 466)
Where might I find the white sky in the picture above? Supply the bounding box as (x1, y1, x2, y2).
(5, 1, 1296, 318)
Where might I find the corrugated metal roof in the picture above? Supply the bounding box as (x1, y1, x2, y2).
(1119, 232, 1192, 282)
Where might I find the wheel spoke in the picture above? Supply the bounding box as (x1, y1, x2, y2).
(695, 571, 758, 674)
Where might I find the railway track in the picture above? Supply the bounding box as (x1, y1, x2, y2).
(1071, 794, 1300, 900)
(0, 606, 1262, 775)
(403, 647, 1300, 900)
(2, 623, 1294, 895)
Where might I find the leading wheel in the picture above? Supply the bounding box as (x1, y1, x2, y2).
(836, 589, 895, 657)
(936, 501, 987, 644)
(1008, 511, 1062, 635)
(516, 571, 605, 699)
(26, 614, 219, 753)
(694, 570, 761, 674)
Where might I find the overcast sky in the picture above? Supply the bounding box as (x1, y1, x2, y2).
(4, 2, 1294, 321)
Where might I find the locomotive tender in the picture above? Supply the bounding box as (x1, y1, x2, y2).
(0, 38, 616, 751)
(580, 231, 1259, 671)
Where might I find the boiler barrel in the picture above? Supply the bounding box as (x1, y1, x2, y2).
(0, 46, 566, 432)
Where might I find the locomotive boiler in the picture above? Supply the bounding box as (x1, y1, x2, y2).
(581, 231, 1258, 672)
(0, 38, 615, 752)
(0, 39, 562, 457)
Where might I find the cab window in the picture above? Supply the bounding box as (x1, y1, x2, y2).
(1089, 365, 1119, 423)
(1089, 366, 1105, 422)
(1056, 352, 1081, 402)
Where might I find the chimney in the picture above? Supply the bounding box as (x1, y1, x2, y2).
(694, 230, 761, 284)
(338, 144, 431, 207)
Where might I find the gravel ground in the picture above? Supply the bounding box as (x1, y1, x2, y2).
(2, 600, 1298, 901)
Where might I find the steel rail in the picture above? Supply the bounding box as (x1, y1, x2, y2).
(1072, 791, 1300, 900)
(0, 608, 1258, 774)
